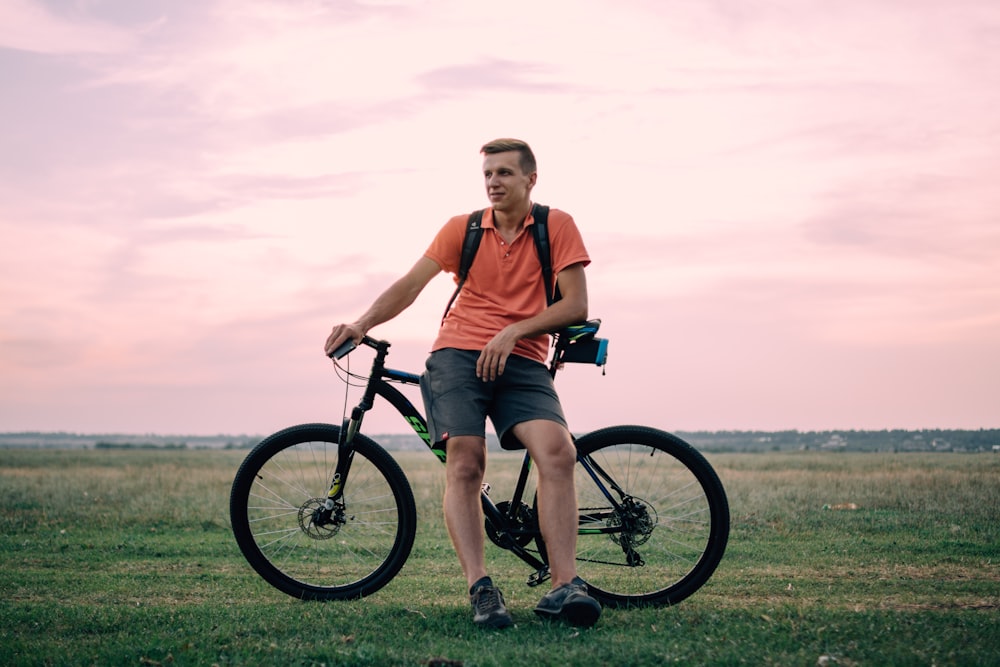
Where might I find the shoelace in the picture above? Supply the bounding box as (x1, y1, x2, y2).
(474, 587, 502, 611)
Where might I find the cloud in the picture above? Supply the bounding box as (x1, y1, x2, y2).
(417, 59, 581, 95)
(0, 0, 146, 54)
(801, 168, 1000, 262)
(2, 0, 999, 433)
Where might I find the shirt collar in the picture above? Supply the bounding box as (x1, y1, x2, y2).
(482, 203, 535, 229)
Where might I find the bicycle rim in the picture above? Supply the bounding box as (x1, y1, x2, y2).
(571, 425, 729, 607)
(229, 423, 416, 600)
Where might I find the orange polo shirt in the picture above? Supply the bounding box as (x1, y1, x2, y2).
(424, 206, 591, 363)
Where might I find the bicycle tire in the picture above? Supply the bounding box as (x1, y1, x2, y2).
(230, 423, 417, 600)
(539, 425, 729, 608)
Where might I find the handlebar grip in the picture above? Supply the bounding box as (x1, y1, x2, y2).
(329, 338, 357, 360)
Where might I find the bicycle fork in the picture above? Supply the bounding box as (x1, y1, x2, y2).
(311, 411, 365, 530)
(327, 408, 367, 501)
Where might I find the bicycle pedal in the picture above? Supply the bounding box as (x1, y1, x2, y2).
(527, 567, 551, 587)
(481, 482, 491, 495)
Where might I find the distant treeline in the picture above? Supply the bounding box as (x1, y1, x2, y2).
(94, 441, 189, 450)
(2, 429, 997, 452)
(0, 433, 259, 450)
(676, 429, 1000, 453)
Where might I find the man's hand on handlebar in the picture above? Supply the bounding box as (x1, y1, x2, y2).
(324, 323, 364, 359)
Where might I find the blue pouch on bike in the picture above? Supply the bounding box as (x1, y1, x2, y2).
(560, 336, 608, 366)
(555, 319, 608, 366)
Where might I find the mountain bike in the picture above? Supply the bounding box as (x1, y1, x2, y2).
(230, 320, 729, 608)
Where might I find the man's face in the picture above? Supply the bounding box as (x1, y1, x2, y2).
(482, 151, 535, 213)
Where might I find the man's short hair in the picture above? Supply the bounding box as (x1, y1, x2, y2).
(481, 138, 537, 175)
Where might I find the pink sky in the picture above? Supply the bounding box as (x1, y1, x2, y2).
(1, 0, 998, 436)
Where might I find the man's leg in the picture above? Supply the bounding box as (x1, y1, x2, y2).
(443, 435, 489, 588)
(512, 419, 579, 586)
(444, 435, 513, 628)
(515, 418, 602, 627)
(421, 349, 511, 627)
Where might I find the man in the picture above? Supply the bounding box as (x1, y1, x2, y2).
(323, 138, 601, 629)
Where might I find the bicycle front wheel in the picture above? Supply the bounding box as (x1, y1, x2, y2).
(568, 425, 729, 607)
(230, 423, 416, 600)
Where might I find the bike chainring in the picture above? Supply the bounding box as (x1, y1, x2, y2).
(484, 501, 536, 548)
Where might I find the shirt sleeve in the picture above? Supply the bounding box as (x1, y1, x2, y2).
(548, 208, 591, 275)
(423, 214, 468, 277)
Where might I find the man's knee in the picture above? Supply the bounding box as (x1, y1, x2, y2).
(515, 420, 576, 472)
(445, 436, 487, 486)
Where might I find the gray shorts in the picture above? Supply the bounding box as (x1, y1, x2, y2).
(420, 348, 567, 450)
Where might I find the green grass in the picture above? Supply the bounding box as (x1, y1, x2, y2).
(1, 448, 998, 666)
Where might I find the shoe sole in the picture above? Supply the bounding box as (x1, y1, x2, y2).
(535, 597, 602, 628)
(475, 614, 513, 629)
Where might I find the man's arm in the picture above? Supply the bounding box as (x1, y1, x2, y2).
(324, 257, 441, 356)
(475, 262, 588, 380)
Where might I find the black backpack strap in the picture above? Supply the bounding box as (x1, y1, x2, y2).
(529, 204, 560, 306)
(441, 209, 485, 324)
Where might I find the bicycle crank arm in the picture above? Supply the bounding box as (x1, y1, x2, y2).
(505, 540, 548, 572)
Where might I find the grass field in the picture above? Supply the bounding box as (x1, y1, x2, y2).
(1, 446, 998, 666)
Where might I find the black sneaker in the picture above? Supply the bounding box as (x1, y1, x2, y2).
(469, 577, 513, 629)
(534, 576, 602, 627)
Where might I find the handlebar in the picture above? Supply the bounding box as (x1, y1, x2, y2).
(328, 338, 358, 360)
(327, 335, 385, 360)
(327, 319, 607, 368)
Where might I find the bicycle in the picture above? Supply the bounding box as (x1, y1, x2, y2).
(230, 320, 729, 608)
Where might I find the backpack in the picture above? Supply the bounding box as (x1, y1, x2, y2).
(440, 204, 560, 323)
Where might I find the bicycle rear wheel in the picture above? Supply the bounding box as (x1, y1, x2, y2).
(563, 425, 729, 607)
(230, 423, 416, 600)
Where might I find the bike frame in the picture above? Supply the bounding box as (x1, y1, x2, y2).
(329, 336, 628, 585)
